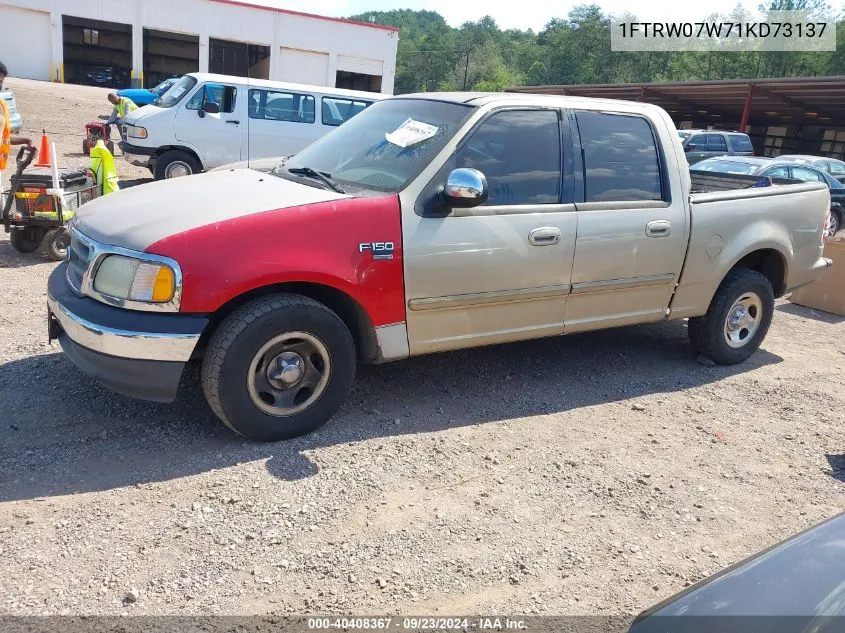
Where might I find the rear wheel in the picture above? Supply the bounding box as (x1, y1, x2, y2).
(201, 294, 357, 442)
(40, 227, 70, 261)
(688, 268, 774, 365)
(9, 227, 43, 253)
(154, 150, 201, 180)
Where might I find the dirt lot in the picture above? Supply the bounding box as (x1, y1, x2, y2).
(1, 78, 844, 619)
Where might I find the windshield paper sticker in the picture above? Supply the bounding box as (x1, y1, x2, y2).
(385, 118, 439, 148)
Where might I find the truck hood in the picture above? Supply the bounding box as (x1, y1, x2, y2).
(73, 169, 348, 252)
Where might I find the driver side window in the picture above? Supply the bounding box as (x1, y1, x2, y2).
(186, 84, 238, 113)
(455, 109, 562, 206)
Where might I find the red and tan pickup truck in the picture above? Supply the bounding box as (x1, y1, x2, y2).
(47, 92, 833, 441)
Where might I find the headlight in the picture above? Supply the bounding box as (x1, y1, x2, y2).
(93, 255, 176, 303)
(126, 125, 148, 139)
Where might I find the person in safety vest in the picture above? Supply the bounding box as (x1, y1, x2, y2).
(0, 60, 34, 194)
(105, 92, 137, 141)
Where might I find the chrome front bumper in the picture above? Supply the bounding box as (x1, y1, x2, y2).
(47, 291, 199, 362)
(47, 262, 207, 402)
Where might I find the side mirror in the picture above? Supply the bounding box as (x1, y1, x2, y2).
(442, 168, 488, 208)
(685, 144, 696, 152)
(202, 101, 220, 114)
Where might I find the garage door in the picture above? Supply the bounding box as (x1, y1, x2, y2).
(278, 48, 329, 86)
(0, 6, 52, 80)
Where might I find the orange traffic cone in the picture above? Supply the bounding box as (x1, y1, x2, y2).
(34, 129, 52, 168)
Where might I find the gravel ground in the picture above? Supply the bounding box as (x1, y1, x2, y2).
(1, 78, 844, 618)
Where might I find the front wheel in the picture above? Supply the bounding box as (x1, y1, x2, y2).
(688, 268, 774, 365)
(201, 294, 357, 442)
(154, 150, 201, 180)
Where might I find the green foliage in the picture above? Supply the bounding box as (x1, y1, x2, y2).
(349, 5, 844, 94)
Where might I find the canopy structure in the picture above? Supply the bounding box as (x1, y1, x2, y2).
(507, 76, 845, 132)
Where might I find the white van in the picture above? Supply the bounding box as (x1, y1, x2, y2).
(120, 72, 387, 180)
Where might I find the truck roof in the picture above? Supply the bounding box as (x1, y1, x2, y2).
(184, 72, 389, 100)
(395, 91, 671, 113)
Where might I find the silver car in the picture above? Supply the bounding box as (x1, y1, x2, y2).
(1, 88, 22, 133)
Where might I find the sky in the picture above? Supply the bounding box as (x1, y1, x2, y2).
(243, 0, 761, 32)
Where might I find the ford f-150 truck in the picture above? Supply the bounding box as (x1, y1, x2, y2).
(47, 92, 834, 442)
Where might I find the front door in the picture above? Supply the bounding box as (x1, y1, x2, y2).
(175, 81, 243, 169)
(402, 108, 578, 355)
(564, 109, 689, 333)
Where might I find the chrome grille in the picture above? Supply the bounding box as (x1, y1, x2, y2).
(66, 228, 91, 293)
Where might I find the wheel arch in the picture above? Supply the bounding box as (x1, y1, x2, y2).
(729, 247, 788, 298)
(151, 145, 205, 170)
(196, 282, 380, 364)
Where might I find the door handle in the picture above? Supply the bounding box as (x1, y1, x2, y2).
(226, 120, 240, 125)
(528, 227, 561, 246)
(646, 220, 672, 238)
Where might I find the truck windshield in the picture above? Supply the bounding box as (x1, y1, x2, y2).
(283, 98, 476, 192)
(155, 75, 197, 108)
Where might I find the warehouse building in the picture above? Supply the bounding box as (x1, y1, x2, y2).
(0, 0, 398, 93)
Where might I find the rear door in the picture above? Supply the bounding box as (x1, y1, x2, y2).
(247, 87, 318, 160)
(174, 81, 243, 169)
(565, 109, 689, 333)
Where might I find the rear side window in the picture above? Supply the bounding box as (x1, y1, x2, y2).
(322, 97, 372, 127)
(575, 111, 662, 202)
(728, 134, 754, 152)
(791, 166, 825, 182)
(705, 134, 728, 152)
(186, 83, 237, 113)
(248, 89, 315, 124)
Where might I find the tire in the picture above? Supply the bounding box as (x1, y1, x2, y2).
(829, 209, 842, 236)
(201, 294, 357, 442)
(40, 227, 70, 261)
(154, 150, 201, 180)
(688, 268, 774, 365)
(9, 227, 43, 253)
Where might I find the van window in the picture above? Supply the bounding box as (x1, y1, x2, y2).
(322, 97, 372, 127)
(249, 89, 315, 124)
(186, 83, 237, 113)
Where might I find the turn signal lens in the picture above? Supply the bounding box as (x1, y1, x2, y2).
(152, 266, 175, 302)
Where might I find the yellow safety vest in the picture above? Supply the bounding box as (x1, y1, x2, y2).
(0, 99, 10, 171)
(117, 97, 137, 118)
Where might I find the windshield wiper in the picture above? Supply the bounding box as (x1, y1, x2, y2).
(287, 166, 345, 194)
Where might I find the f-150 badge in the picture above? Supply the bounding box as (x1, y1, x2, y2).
(359, 242, 395, 260)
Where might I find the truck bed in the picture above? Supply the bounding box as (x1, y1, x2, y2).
(689, 170, 801, 194)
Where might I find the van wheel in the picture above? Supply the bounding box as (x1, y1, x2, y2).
(201, 294, 357, 442)
(688, 268, 774, 365)
(154, 150, 201, 180)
